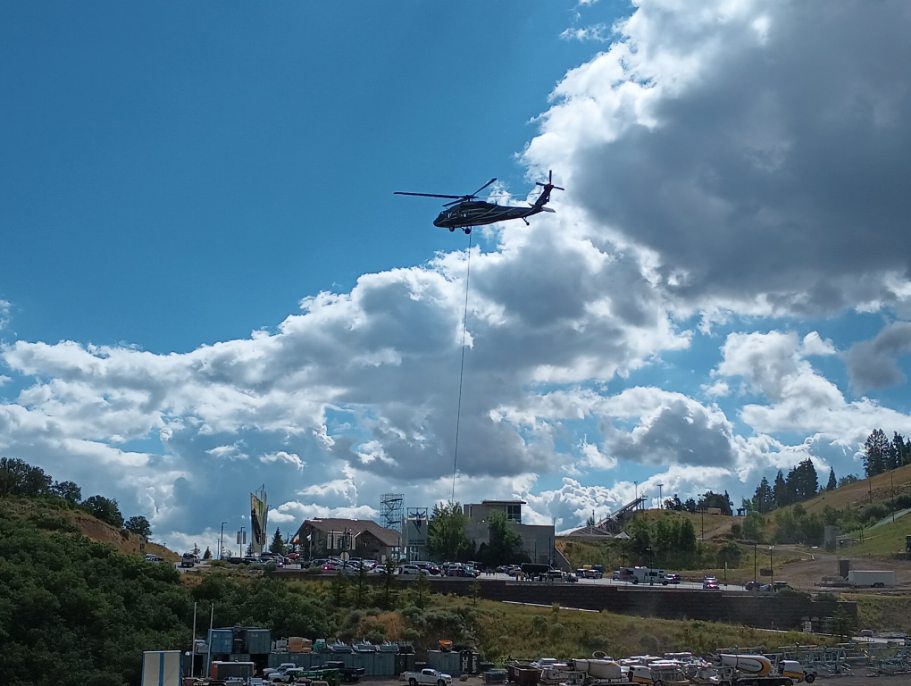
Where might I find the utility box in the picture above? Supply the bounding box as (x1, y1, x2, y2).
(838, 559, 851, 578)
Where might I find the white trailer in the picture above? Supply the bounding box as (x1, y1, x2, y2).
(847, 570, 896, 588)
(141, 650, 182, 686)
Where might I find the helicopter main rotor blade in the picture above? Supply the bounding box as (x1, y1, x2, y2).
(469, 177, 497, 198)
(394, 191, 465, 199)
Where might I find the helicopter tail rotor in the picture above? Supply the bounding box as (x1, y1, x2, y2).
(535, 169, 564, 191)
(531, 170, 563, 210)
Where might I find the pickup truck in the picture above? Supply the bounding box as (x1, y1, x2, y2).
(402, 668, 453, 686)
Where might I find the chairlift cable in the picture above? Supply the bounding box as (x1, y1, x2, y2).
(451, 231, 473, 503)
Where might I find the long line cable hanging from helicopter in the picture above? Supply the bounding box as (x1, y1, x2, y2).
(451, 230, 473, 503)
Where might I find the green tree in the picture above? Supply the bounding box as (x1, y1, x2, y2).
(124, 515, 152, 537)
(270, 527, 285, 554)
(717, 541, 742, 568)
(752, 477, 774, 513)
(863, 428, 890, 477)
(81, 495, 124, 528)
(50, 480, 82, 503)
(742, 512, 764, 543)
(485, 511, 525, 566)
(773, 470, 788, 507)
(427, 501, 470, 561)
(826, 468, 837, 491)
(0, 457, 52, 497)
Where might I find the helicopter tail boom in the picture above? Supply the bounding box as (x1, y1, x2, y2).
(531, 170, 564, 210)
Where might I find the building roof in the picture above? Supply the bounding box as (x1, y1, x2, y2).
(479, 499, 527, 505)
(300, 518, 401, 547)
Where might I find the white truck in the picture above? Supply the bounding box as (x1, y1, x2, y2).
(620, 566, 669, 585)
(716, 654, 813, 686)
(402, 668, 453, 686)
(847, 569, 896, 588)
(570, 658, 629, 684)
(628, 661, 689, 686)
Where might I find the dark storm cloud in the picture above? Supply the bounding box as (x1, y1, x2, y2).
(603, 397, 737, 468)
(846, 321, 911, 391)
(538, 2, 911, 313)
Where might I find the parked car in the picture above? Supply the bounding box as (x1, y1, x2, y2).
(760, 581, 792, 592)
(144, 553, 163, 564)
(398, 564, 427, 575)
(744, 580, 762, 590)
(180, 553, 197, 568)
(703, 576, 720, 590)
(664, 573, 681, 584)
(413, 561, 440, 575)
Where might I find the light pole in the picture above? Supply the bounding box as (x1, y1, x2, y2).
(219, 521, 226, 560)
(634, 480, 639, 508)
(646, 546, 653, 583)
(656, 483, 664, 510)
(238, 526, 246, 557)
(701, 505, 705, 541)
(769, 545, 774, 587)
(891, 472, 896, 523)
(753, 541, 758, 589)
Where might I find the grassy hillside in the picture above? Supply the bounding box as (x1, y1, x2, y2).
(0, 493, 175, 560)
(802, 463, 911, 514)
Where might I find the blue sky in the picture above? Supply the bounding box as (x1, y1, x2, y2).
(2, 1, 599, 350)
(4, 1, 911, 551)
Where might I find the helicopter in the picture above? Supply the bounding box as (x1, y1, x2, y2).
(394, 170, 563, 234)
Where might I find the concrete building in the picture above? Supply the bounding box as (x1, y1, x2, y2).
(293, 518, 401, 561)
(463, 499, 556, 565)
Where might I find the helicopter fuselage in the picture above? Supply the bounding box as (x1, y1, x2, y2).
(433, 201, 543, 230)
(395, 171, 561, 234)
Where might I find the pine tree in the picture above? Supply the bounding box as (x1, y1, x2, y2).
(752, 477, 774, 513)
(863, 429, 890, 477)
(270, 527, 285, 554)
(203, 546, 212, 560)
(826, 468, 837, 491)
(893, 432, 909, 467)
(773, 470, 788, 508)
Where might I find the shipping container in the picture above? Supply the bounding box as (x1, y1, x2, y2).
(208, 629, 234, 655)
(268, 653, 314, 669)
(246, 628, 272, 654)
(373, 651, 395, 677)
(428, 650, 462, 676)
(210, 661, 255, 680)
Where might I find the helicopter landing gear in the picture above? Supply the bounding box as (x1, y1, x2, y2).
(463, 228, 472, 235)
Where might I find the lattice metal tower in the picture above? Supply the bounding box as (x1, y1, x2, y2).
(380, 493, 404, 532)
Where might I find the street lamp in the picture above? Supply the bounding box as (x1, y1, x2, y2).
(656, 483, 664, 510)
(769, 545, 774, 587)
(646, 546, 654, 583)
(752, 541, 758, 589)
(634, 480, 639, 507)
(219, 521, 226, 560)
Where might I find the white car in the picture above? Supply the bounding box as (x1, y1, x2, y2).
(398, 564, 428, 575)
